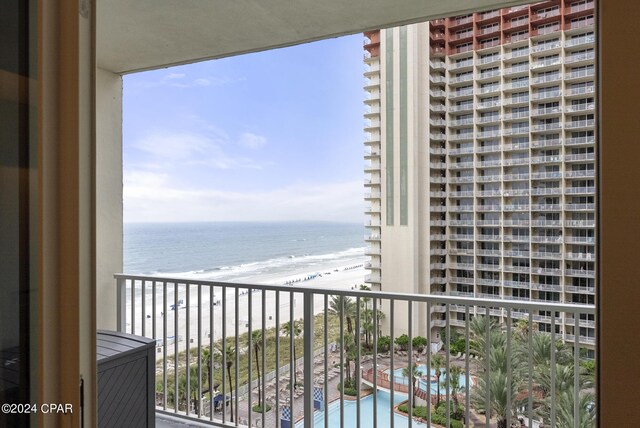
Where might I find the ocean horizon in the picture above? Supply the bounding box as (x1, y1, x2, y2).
(124, 221, 367, 285)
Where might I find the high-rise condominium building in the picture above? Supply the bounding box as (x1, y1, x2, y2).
(363, 0, 595, 355)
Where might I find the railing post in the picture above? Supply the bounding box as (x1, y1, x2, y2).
(116, 276, 126, 332)
(303, 291, 314, 428)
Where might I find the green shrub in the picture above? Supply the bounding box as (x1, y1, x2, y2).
(449, 338, 466, 355)
(581, 360, 596, 377)
(377, 336, 391, 353)
(252, 404, 272, 413)
(397, 402, 463, 428)
(412, 336, 428, 351)
(395, 334, 409, 350)
(337, 380, 357, 396)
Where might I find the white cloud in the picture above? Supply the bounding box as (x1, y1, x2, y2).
(123, 179, 365, 223)
(126, 73, 243, 90)
(238, 132, 267, 149)
(132, 128, 268, 170)
(134, 132, 213, 160)
(165, 73, 186, 80)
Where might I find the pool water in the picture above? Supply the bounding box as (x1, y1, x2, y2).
(296, 390, 428, 428)
(390, 365, 472, 394)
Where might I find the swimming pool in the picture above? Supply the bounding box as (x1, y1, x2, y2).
(295, 390, 428, 428)
(389, 365, 472, 394)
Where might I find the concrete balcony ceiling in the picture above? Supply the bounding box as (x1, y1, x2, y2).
(97, 0, 527, 73)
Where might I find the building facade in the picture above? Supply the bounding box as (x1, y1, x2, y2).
(363, 0, 595, 354)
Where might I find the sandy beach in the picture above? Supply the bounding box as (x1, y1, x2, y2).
(124, 262, 366, 354)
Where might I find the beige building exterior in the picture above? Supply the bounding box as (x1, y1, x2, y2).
(364, 2, 596, 354)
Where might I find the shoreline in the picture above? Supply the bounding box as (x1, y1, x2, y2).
(124, 262, 367, 353)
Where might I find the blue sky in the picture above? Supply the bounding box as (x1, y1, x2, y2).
(123, 35, 365, 223)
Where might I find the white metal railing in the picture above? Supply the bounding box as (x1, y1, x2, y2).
(532, 139, 562, 148)
(533, 58, 563, 68)
(116, 274, 597, 428)
(565, 35, 595, 47)
(567, 86, 595, 96)
(531, 41, 562, 53)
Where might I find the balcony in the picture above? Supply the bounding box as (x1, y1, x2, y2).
(565, 34, 595, 47)
(531, 41, 562, 53)
(565, 186, 596, 195)
(116, 274, 595, 428)
(532, 57, 563, 69)
(531, 138, 562, 148)
(365, 246, 381, 256)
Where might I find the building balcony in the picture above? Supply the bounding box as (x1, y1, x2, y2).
(566, 252, 595, 260)
(477, 144, 501, 153)
(530, 282, 562, 292)
(565, 219, 595, 227)
(504, 265, 530, 273)
(566, 103, 595, 113)
(477, 249, 502, 256)
(566, 285, 596, 294)
(531, 219, 562, 227)
(532, 58, 563, 69)
(477, 174, 503, 182)
(531, 204, 562, 211)
(531, 186, 560, 195)
(477, 100, 502, 109)
(365, 219, 381, 227)
(566, 269, 596, 278)
(531, 155, 563, 164)
(504, 280, 531, 289)
(565, 203, 596, 211)
(565, 236, 596, 244)
(565, 186, 596, 195)
(531, 138, 562, 148)
(565, 52, 596, 65)
(365, 246, 381, 256)
(448, 146, 474, 156)
(565, 119, 596, 130)
(364, 178, 381, 187)
(364, 191, 381, 200)
(504, 250, 530, 258)
(449, 190, 474, 198)
(364, 273, 381, 284)
(504, 219, 530, 226)
(531, 171, 562, 179)
(531, 40, 562, 53)
(364, 233, 381, 242)
(364, 205, 380, 214)
(566, 18, 595, 30)
(449, 104, 474, 113)
(565, 34, 596, 47)
(531, 251, 563, 260)
(565, 153, 595, 162)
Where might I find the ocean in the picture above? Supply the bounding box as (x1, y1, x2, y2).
(124, 221, 366, 285)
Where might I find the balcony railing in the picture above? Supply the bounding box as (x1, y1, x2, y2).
(116, 274, 596, 428)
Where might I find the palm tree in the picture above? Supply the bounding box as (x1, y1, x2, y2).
(375, 309, 386, 338)
(215, 344, 236, 422)
(552, 387, 596, 428)
(402, 363, 421, 408)
(536, 362, 595, 427)
(252, 330, 264, 407)
(362, 309, 373, 349)
(202, 347, 212, 395)
(329, 295, 357, 335)
(281, 321, 303, 386)
(449, 365, 463, 417)
(431, 354, 445, 406)
(471, 368, 522, 428)
(468, 315, 498, 360)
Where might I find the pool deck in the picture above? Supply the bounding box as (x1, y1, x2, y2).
(225, 349, 480, 427)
